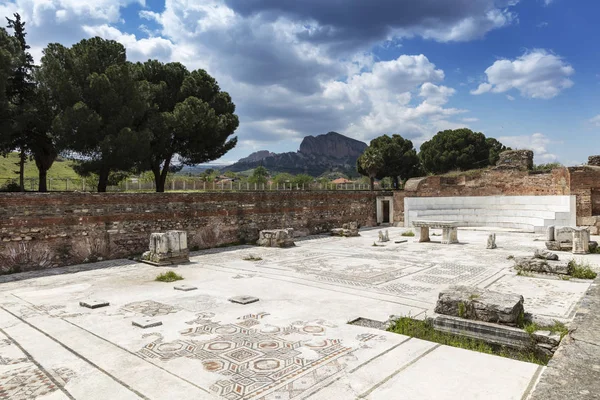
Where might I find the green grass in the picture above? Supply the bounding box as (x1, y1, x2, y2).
(589, 245, 600, 254)
(516, 268, 534, 277)
(155, 271, 184, 282)
(0, 153, 80, 180)
(523, 321, 569, 340)
(388, 317, 549, 365)
(243, 255, 263, 261)
(568, 259, 598, 279)
(401, 231, 415, 237)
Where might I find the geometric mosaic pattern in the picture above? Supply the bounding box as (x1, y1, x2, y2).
(137, 313, 353, 400)
(0, 366, 58, 400)
(0, 337, 76, 400)
(410, 263, 491, 285)
(120, 300, 180, 317)
(283, 258, 407, 287)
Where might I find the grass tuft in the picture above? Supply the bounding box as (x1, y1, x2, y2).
(388, 317, 549, 365)
(243, 255, 263, 261)
(155, 271, 184, 282)
(523, 321, 569, 340)
(516, 268, 534, 277)
(568, 259, 597, 279)
(401, 231, 415, 237)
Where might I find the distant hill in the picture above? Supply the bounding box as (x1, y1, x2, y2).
(224, 132, 367, 176)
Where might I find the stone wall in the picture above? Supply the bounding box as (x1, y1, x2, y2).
(399, 166, 600, 231)
(0, 191, 384, 273)
(494, 150, 534, 171)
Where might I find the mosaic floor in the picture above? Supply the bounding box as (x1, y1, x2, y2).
(0, 227, 598, 400)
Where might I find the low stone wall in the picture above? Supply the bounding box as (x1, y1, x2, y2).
(0, 191, 385, 272)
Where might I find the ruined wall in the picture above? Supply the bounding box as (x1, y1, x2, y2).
(398, 166, 600, 231)
(567, 166, 600, 233)
(0, 191, 384, 273)
(404, 169, 569, 198)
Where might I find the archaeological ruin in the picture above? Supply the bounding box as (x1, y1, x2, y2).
(0, 152, 598, 400)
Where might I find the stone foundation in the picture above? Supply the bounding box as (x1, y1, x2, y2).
(435, 285, 525, 326)
(141, 231, 189, 266)
(257, 229, 295, 248)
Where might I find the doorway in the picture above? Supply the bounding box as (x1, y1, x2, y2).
(382, 201, 390, 223)
(376, 196, 394, 225)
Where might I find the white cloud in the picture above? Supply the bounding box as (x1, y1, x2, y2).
(0, 0, 475, 158)
(499, 133, 558, 163)
(471, 50, 574, 99)
(82, 25, 175, 61)
(589, 115, 600, 127)
(506, 95, 515, 101)
(462, 117, 479, 122)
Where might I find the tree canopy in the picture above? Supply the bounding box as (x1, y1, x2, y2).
(133, 60, 238, 192)
(357, 146, 384, 191)
(357, 134, 420, 189)
(40, 37, 148, 191)
(248, 166, 268, 185)
(419, 128, 508, 174)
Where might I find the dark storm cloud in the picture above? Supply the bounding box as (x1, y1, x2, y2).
(224, 0, 519, 48)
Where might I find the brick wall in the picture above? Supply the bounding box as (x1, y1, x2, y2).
(0, 191, 385, 273)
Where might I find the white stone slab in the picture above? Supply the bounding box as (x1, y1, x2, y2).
(368, 345, 540, 400)
(132, 319, 162, 329)
(173, 285, 197, 292)
(228, 295, 259, 304)
(79, 300, 110, 309)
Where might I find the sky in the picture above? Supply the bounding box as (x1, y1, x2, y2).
(1, 0, 598, 166)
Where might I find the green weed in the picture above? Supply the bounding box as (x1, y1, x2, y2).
(155, 271, 184, 282)
(401, 231, 415, 237)
(388, 317, 549, 365)
(568, 259, 597, 279)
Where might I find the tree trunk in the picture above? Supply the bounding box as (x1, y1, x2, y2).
(154, 155, 173, 193)
(153, 164, 164, 192)
(370, 176, 375, 191)
(393, 176, 400, 190)
(18, 147, 25, 192)
(38, 168, 47, 192)
(97, 167, 109, 192)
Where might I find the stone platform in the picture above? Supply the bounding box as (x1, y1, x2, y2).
(0, 228, 598, 399)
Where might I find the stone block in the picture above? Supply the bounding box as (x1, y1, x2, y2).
(555, 227, 576, 243)
(132, 319, 162, 329)
(486, 233, 497, 249)
(331, 221, 359, 237)
(174, 285, 197, 292)
(514, 257, 570, 275)
(257, 229, 295, 248)
(494, 150, 534, 171)
(572, 228, 590, 254)
(434, 285, 524, 325)
(79, 300, 109, 309)
(546, 225, 555, 241)
(229, 295, 259, 305)
(141, 230, 189, 266)
(534, 249, 559, 261)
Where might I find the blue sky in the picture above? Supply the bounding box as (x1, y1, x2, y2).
(1, 0, 598, 165)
